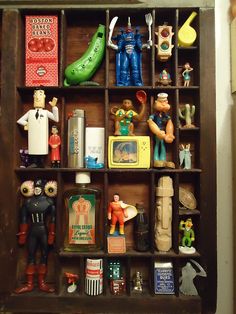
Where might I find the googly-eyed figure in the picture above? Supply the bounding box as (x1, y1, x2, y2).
(15, 179, 57, 294)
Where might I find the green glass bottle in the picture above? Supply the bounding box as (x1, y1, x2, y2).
(63, 172, 102, 252)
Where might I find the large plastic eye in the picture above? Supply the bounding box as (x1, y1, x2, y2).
(20, 181, 34, 197)
(44, 180, 57, 197)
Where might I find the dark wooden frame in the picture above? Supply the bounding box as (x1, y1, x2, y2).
(0, 1, 216, 313)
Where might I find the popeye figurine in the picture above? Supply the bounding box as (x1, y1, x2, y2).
(17, 89, 59, 168)
(147, 93, 175, 168)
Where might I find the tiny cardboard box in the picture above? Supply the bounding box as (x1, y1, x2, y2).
(25, 16, 58, 86)
(107, 235, 126, 254)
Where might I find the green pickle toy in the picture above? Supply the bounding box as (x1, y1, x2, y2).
(64, 24, 106, 86)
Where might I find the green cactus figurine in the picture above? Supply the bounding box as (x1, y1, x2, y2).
(179, 104, 196, 128)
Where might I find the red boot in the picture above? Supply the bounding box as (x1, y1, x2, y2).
(38, 264, 55, 293)
(14, 264, 35, 294)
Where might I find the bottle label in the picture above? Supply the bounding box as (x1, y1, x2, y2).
(68, 194, 95, 244)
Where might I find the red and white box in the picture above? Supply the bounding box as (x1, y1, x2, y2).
(25, 16, 58, 86)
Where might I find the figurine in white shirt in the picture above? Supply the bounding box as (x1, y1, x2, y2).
(17, 89, 59, 167)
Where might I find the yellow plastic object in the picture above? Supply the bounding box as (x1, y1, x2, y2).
(108, 136, 151, 169)
(178, 12, 197, 47)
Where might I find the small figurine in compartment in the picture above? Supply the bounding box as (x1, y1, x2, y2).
(108, 193, 137, 235)
(179, 103, 196, 128)
(179, 259, 207, 296)
(147, 93, 175, 168)
(65, 272, 79, 293)
(110, 90, 147, 136)
(108, 193, 127, 235)
(155, 176, 173, 252)
(17, 89, 59, 168)
(107, 193, 137, 254)
(133, 271, 143, 293)
(15, 179, 57, 294)
(179, 144, 192, 169)
(85, 155, 104, 169)
(49, 125, 61, 168)
(182, 62, 193, 87)
(107, 16, 152, 86)
(156, 69, 172, 86)
(179, 218, 196, 254)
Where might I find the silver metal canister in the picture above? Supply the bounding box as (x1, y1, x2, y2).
(67, 109, 85, 168)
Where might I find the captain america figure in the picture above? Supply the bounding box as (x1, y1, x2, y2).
(15, 179, 57, 294)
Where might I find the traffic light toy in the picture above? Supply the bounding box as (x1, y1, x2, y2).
(156, 24, 174, 62)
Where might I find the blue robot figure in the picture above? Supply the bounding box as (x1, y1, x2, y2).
(108, 17, 152, 86)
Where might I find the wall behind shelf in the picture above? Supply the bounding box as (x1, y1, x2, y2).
(216, 0, 234, 314)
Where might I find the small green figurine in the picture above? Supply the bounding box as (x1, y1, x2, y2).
(179, 104, 196, 128)
(179, 218, 196, 254)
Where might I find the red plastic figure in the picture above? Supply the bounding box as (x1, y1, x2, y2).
(108, 193, 128, 235)
(48, 125, 61, 168)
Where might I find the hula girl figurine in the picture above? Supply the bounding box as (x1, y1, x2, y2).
(182, 62, 193, 87)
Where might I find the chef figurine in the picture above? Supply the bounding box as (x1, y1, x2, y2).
(17, 89, 59, 168)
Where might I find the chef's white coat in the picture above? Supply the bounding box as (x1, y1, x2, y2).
(17, 106, 59, 155)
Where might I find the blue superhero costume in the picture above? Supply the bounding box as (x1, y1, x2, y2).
(113, 28, 143, 86)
